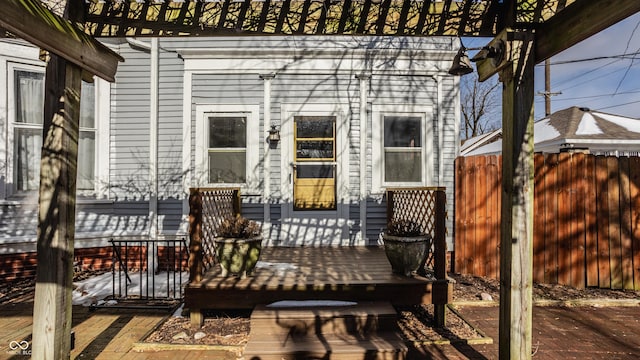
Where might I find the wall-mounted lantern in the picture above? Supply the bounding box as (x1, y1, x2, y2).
(268, 125, 280, 144)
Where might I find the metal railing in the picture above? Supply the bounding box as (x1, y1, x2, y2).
(109, 237, 189, 303)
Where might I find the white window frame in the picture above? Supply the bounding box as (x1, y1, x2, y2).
(372, 104, 434, 193)
(5, 62, 110, 199)
(194, 104, 260, 192)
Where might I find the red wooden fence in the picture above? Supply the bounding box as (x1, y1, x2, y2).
(455, 153, 640, 290)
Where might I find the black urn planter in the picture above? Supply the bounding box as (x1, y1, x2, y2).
(381, 233, 432, 277)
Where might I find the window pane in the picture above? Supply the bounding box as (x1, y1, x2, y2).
(78, 130, 95, 190)
(296, 140, 334, 159)
(384, 116, 421, 147)
(295, 116, 334, 138)
(296, 164, 334, 179)
(208, 151, 246, 183)
(15, 128, 42, 191)
(80, 81, 95, 128)
(15, 71, 44, 125)
(384, 151, 422, 182)
(209, 116, 246, 148)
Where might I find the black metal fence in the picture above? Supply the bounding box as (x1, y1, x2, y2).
(109, 237, 188, 303)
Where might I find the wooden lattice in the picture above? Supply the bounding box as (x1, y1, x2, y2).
(188, 187, 241, 282)
(386, 187, 446, 270)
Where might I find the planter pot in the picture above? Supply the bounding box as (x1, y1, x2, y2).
(214, 236, 263, 279)
(381, 233, 432, 277)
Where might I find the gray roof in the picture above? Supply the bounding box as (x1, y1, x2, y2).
(461, 107, 640, 156)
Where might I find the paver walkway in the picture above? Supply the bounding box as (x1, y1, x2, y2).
(2, 300, 639, 359)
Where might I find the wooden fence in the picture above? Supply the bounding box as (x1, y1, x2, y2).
(455, 153, 640, 290)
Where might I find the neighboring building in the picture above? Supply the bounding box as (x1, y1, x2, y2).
(461, 106, 640, 156)
(0, 36, 460, 261)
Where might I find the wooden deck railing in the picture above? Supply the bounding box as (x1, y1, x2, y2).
(188, 187, 241, 284)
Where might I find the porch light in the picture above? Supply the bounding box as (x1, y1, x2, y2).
(448, 40, 505, 76)
(268, 125, 281, 143)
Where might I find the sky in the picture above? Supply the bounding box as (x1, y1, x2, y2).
(463, 11, 640, 122)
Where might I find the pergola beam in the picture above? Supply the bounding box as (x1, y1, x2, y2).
(0, 0, 122, 82)
(536, 0, 640, 62)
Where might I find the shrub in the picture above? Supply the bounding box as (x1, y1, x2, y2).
(385, 219, 425, 237)
(217, 216, 262, 238)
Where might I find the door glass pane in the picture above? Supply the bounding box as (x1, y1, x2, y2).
(208, 151, 246, 183)
(296, 164, 334, 179)
(15, 128, 42, 191)
(295, 116, 334, 138)
(384, 116, 421, 147)
(296, 140, 334, 160)
(384, 151, 422, 182)
(209, 116, 246, 148)
(15, 70, 44, 125)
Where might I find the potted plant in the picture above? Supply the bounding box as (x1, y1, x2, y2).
(214, 216, 263, 279)
(381, 219, 432, 277)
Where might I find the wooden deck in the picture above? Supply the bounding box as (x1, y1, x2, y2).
(185, 246, 451, 323)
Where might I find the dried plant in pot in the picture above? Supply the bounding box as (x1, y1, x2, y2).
(214, 216, 263, 279)
(381, 219, 432, 277)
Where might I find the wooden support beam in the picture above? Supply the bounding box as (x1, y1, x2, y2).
(31, 54, 82, 360)
(536, 0, 640, 62)
(496, 29, 536, 360)
(0, 0, 122, 82)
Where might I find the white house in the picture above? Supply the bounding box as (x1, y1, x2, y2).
(0, 35, 460, 262)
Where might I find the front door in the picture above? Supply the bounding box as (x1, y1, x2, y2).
(280, 104, 349, 246)
(293, 116, 336, 211)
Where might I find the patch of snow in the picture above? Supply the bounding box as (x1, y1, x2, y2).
(267, 300, 357, 308)
(72, 271, 188, 306)
(535, 118, 561, 142)
(576, 113, 604, 135)
(172, 303, 185, 318)
(255, 261, 298, 275)
(596, 112, 640, 133)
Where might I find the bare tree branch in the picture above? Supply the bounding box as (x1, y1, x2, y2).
(460, 75, 500, 140)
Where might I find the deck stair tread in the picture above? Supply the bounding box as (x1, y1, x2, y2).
(244, 301, 408, 359)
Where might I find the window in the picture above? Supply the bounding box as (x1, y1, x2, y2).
(372, 105, 433, 191)
(207, 115, 247, 183)
(383, 116, 422, 183)
(195, 105, 260, 190)
(11, 67, 98, 193)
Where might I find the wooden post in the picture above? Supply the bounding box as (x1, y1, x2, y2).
(498, 30, 536, 360)
(433, 189, 447, 327)
(188, 188, 203, 285)
(31, 54, 82, 360)
(188, 188, 204, 328)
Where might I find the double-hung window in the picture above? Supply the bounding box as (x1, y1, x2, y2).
(195, 104, 260, 190)
(11, 67, 97, 194)
(207, 115, 247, 183)
(372, 105, 433, 191)
(383, 115, 422, 183)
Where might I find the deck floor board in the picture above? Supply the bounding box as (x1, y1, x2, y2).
(185, 246, 450, 310)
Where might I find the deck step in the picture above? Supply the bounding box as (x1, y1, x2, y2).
(244, 301, 407, 359)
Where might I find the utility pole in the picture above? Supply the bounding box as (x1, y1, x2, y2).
(537, 59, 562, 116)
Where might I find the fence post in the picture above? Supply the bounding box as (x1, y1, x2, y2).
(233, 189, 242, 217)
(188, 188, 203, 284)
(434, 189, 448, 327)
(386, 189, 394, 225)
